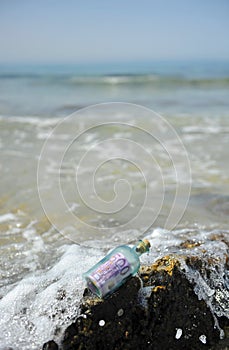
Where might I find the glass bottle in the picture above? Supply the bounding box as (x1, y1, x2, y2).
(83, 239, 150, 298)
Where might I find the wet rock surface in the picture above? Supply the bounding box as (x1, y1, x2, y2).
(43, 340, 59, 350)
(44, 232, 229, 350)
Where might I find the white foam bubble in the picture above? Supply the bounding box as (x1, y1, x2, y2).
(199, 334, 207, 344)
(0, 213, 17, 223)
(0, 244, 103, 349)
(175, 328, 183, 339)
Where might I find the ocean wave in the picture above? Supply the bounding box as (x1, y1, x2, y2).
(182, 125, 229, 134)
(68, 75, 229, 87)
(0, 115, 61, 126)
(1, 72, 229, 87)
(0, 213, 17, 224)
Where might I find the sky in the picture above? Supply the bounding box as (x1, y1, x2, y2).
(0, 0, 229, 63)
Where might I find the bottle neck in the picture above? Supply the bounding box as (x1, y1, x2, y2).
(132, 239, 150, 256)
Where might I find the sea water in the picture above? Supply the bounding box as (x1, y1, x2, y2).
(0, 60, 229, 348)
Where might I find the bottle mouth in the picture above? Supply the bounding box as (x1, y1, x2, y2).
(143, 239, 151, 251)
(135, 239, 151, 254)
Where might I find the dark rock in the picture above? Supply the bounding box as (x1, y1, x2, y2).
(62, 277, 143, 350)
(60, 254, 229, 350)
(42, 231, 229, 350)
(42, 340, 59, 350)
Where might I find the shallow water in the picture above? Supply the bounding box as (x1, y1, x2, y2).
(0, 61, 229, 348)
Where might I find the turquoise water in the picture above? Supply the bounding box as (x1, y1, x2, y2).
(0, 60, 229, 117)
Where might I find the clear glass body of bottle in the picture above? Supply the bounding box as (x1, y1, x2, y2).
(83, 239, 150, 298)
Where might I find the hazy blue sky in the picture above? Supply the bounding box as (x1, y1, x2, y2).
(0, 0, 229, 63)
